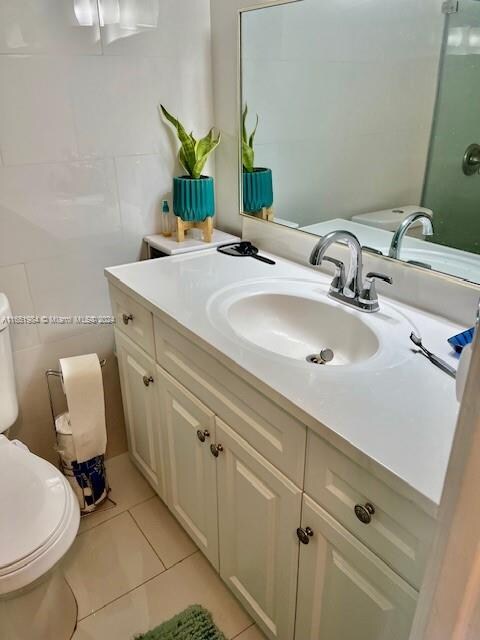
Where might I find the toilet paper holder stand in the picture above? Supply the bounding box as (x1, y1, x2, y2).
(45, 358, 107, 426)
(45, 359, 116, 517)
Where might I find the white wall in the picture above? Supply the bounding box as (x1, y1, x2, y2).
(210, 0, 443, 232)
(0, 0, 213, 462)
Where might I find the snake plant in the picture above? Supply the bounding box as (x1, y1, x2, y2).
(242, 105, 258, 173)
(160, 105, 221, 179)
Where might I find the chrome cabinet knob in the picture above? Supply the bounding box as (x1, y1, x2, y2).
(354, 502, 375, 524)
(296, 527, 314, 544)
(196, 429, 210, 443)
(143, 375, 154, 387)
(122, 313, 133, 325)
(210, 443, 224, 457)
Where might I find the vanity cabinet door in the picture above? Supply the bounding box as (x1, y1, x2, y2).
(215, 418, 302, 640)
(295, 495, 417, 640)
(115, 329, 166, 498)
(158, 367, 219, 570)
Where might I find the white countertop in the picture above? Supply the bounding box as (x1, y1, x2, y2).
(105, 250, 463, 512)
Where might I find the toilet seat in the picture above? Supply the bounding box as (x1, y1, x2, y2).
(0, 437, 80, 595)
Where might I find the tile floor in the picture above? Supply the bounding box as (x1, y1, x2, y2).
(67, 453, 266, 640)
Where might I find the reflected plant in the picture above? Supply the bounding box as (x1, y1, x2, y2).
(242, 105, 258, 173)
(160, 105, 221, 179)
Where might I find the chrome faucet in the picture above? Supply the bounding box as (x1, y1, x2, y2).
(309, 230, 392, 313)
(388, 212, 434, 259)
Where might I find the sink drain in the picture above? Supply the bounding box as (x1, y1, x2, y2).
(306, 349, 334, 365)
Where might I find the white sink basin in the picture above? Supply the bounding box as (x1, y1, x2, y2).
(208, 279, 416, 370)
(227, 293, 379, 364)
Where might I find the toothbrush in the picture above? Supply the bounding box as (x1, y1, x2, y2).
(409, 332, 456, 379)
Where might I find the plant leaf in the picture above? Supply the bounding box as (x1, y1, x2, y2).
(178, 147, 189, 175)
(242, 140, 254, 172)
(160, 104, 196, 176)
(160, 105, 221, 178)
(248, 114, 259, 149)
(192, 130, 221, 178)
(242, 105, 248, 145)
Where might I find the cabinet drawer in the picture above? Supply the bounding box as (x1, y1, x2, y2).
(110, 285, 155, 356)
(305, 431, 435, 589)
(154, 316, 306, 486)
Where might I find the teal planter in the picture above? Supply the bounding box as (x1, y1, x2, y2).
(243, 168, 273, 213)
(173, 175, 215, 221)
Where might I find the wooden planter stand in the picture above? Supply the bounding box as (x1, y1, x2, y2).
(176, 216, 214, 243)
(249, 207, 274, 222)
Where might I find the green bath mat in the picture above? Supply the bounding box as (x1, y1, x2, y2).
(135, 605, 227, 640)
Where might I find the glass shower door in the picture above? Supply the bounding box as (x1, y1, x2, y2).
(423, 0, 480, 256)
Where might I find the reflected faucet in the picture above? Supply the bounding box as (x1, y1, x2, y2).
(389, 212, 434, 260)
(309, 230, 392, 313)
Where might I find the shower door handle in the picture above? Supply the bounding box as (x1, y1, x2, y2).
(463, 143, 480, 176)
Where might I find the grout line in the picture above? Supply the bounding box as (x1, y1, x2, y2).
(126, 493, 157, 510)
(77, 508, 127, 535)
(76, 569, 165, 623)
(0, 150, 163, 168)
(231, 623, 256, 639)
(76, 551, 200, 623)
(165, 549, 198, 570)
(76, 491, 155, 535)
(127, 509, 168, 569)
(111, 153, 126, 235)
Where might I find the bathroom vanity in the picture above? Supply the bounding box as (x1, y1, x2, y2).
(106, 250, 461, 640)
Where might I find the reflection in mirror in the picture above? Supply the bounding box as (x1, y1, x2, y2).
(240, 0, 480, 284)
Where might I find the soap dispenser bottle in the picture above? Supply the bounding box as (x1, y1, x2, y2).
(161, 200, 171, 237)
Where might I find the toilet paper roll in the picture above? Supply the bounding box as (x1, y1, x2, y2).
(59, 354, 107, 463)
(55, 411, 76, 462)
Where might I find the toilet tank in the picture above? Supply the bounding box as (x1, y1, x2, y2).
(0, 294, 19, 432)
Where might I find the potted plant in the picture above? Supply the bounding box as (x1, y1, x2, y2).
(160, 105, 221, 222)
(242, 105, 273, 215)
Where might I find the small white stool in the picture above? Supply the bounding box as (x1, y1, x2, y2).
(144, 229, 240, 259)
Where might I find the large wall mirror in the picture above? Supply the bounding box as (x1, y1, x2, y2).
(239, 0, 480, 285)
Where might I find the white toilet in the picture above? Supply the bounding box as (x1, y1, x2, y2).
(0, 293, 80, 640)
(351, 205, 433, 237)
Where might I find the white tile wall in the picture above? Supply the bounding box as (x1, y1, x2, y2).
(0, 159, 122, 265)
(0, 56, 79, 165)
(0, 0, 214, 460)
(0, 263, 39, 351)
(115, 153, 176, 244)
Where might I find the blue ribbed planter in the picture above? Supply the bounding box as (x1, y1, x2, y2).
(173, 176, 215, 222)
(243, 168, 273, 213)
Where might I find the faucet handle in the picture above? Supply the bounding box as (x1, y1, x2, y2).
(365, 272, 393, 286)
(323, 257, 346, 292)
(359, 272, 392, 312)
